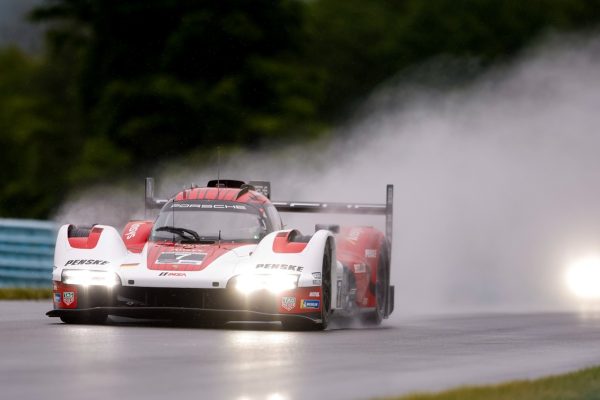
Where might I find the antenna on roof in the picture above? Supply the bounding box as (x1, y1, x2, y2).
(217, 146, 221, 197)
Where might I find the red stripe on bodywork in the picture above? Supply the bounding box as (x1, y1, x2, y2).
(272, 232, 308, 253)
(68, 227, 102, 249)
(204, 189, 218, 200)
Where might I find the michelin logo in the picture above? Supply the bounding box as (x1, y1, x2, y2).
(301, 299, 320, 309)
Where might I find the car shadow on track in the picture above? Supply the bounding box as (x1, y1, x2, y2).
(49, 316, 396, 332)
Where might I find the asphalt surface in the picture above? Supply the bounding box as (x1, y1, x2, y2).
(3, 302, 600, 400)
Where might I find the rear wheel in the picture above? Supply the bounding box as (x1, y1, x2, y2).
(361, 241, 389, 326)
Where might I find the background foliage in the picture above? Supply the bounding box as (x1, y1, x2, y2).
(2, 0, 600, 218)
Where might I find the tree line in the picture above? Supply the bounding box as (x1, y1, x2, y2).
(2, 0, 600, 218)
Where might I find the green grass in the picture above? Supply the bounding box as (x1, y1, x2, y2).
(0, 287, 53, 300)
(386, 366, 600, 400)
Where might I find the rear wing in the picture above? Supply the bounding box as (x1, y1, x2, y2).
(272, 185, 394, 246)
(144, 177, 393, 244)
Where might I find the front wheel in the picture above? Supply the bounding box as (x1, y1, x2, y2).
(314, 238, 333, 330)
(282, 238, 333, 331)
(60, 312, 108, 325)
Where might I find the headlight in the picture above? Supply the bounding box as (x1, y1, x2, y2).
(566, 256, 600, 299)
(62, 269, 120, 287)
(235, 274, 298, 295)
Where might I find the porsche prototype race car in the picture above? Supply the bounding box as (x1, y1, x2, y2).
(47, 178, 394, 330)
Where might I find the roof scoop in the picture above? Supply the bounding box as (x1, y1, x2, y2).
(207, 179, 245, 188)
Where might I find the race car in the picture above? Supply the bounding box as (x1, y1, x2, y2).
(47, 178, 394, 330)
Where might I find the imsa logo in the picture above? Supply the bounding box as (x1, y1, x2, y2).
(158, 272, 187, 277)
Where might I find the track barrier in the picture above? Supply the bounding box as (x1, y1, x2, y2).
(0, 219, 56, 287)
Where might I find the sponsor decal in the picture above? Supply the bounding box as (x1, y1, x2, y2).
(125, 223, 142, 240)
(346, 228, 361, 244)
(281, 296, 296, 311)
(354, 263, 367, 273)
(53, 293, 61, 303)
(63, 292, 75, 306)
(65, 259, 109, 266)
(158, 272, 187, 277)
(156, 252, 205, 265)
(312, 272, 321, 279)
(365, 249, 377, 258)
(172, 203, 247, 210)
(301, 299, 320, 309)
(256, 263, 303, 272)
(309, 291, 320, 297)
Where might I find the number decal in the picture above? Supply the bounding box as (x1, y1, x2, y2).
(156, 252, 206, 265)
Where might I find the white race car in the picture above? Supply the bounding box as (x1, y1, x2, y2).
(47, 178, 394, 330)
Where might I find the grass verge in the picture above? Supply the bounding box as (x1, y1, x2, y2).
(387, 366, 600, 400)
(0, 288, 53, 300)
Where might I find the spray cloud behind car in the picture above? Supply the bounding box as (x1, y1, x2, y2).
(55, 34, 600, 317)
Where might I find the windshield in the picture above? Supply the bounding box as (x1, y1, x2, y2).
(151, 201, 268, 243)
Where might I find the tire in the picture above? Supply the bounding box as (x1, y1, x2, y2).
(361, 241, 389, 326)
(281, 318, 315, 331)
(282, 238, 333, 331)
(315, 238, 333, 330)
(60, 312, 108, 325)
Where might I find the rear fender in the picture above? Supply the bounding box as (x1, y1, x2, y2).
(337, 226, 387, 309)
(121, 220, 153, 253)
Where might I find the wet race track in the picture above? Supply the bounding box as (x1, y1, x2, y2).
(3, 301, 600, 400)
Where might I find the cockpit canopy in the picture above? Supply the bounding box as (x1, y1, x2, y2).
(151, 199, 282, 243)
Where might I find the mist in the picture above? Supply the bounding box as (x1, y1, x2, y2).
(55, 34, 600, 316)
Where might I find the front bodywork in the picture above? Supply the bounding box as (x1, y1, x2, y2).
(48, 224, 331, 324)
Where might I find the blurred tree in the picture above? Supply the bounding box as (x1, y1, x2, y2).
(0, 47, 80, 217)
(0, 0, 599, 218)
(30, 0, 322, 165)
(306, 0, 600, 119)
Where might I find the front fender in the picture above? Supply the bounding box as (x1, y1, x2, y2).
(245, 229, 335, 288)
(53, 224, 128, 281)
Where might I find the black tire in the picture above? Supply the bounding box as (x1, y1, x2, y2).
(361, 241, 389, 326)
(282, 238, 333, 331)
(281, 318, 315, 331)
(60, 312, 108, 325)
(314, 238, 333, 330)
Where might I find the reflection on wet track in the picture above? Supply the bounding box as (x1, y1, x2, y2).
(3, 302, 600, 400)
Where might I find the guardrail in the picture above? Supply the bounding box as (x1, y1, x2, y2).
(0, 219, 57, 287)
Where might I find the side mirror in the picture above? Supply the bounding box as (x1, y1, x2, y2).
(315, 224, 340, 234)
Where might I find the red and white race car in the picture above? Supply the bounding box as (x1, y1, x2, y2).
(47, 178, 394, 330)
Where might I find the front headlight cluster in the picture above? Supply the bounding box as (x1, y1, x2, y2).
(61, 269, 120, 287)
(235, 274, 299, 295)
(566, 256, 600, 299)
